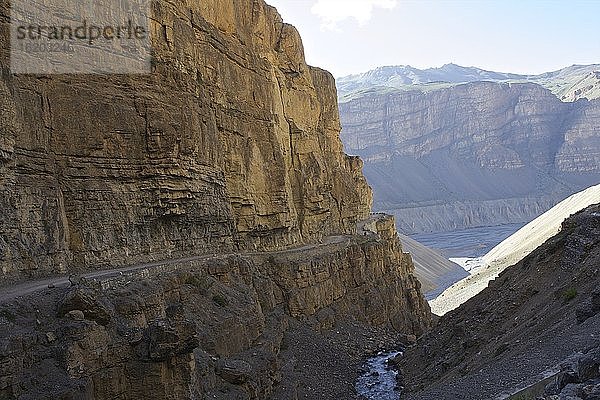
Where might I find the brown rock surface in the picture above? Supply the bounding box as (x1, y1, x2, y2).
(0, 1, 432, 399)
(0, 229, 430, 399)
(0, 0, 372, 281)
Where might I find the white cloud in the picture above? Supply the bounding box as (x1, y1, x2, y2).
(311, 0, 397, 31)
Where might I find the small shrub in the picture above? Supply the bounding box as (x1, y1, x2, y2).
(212, 294, 228, 307)
(0, 309, 16, 323)
(185, 275, 211, 294)
(563, 287, 578, 302)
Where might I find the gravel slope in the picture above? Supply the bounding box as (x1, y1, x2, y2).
(398, 204, 600, 399)
(429, 185, 600, 316)
(398, 234, 468, 298)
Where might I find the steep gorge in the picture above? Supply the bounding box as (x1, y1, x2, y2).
(0, 1, 433, 399)
(0, 218, 430, 399)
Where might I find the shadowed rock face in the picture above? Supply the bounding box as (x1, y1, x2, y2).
(0, 226, 431, 399)
(398, 204, 600, 400)
(0, 0, 372, 281)
(339, 81, 600, 233)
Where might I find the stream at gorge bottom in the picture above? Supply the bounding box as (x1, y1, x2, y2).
(355, 350, 403, 399)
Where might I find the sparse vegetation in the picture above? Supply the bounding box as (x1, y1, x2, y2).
(185, 275, 212, 294)
(563, 287, 578, 301)
(0, 309, 16, 323)
(212, 294, 228, 307)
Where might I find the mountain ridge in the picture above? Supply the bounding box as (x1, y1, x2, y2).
(337, 63, 600, 102)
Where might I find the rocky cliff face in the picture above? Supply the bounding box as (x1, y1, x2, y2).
(0, 218, 430, 399)
(339, 81, 600, 233)
(0, 0, 372, 281)
(0, 1, 433, 399)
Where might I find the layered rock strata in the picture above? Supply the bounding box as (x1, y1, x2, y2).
(0, 0, 371, 281)
(0, 225, 431, 399)
(339, 81, 600, 233)
(0, 1, 433, 399)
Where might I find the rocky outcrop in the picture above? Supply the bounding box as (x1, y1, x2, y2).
(0, 0, 372, 281)
(397, 204, 600, 400)
(539, 349, 600, 399)
(339, 81, 600, 233)
(0, 227, 431, 399)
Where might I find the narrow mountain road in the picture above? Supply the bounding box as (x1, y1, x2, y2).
(0, 234, 353, 304)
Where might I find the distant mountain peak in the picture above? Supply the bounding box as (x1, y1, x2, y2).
(337, 63, 600, 102)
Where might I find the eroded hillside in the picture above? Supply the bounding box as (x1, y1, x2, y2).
(398, 204, 600, 400)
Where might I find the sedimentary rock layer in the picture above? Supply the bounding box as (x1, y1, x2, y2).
(0, 228, 430, 399)
(386, 197, 561, 234)
(0, 0, 372, 280)
(0, 2, 434, 399)
(339, 81, 600, 233)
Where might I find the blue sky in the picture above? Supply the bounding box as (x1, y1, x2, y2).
(266, 0, 600, 77)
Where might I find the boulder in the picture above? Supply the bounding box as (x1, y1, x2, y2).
(58, 288, 113, 325)
(576, 289, 600, 323)
(216, 358, 253, 384)
(146, 319, 198, 361)
(66, 310, 85, 321)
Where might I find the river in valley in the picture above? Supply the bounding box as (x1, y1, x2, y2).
(356, 223, 526, 398)
(409, 223, 525, 258)
(356, 350, 403, 400)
